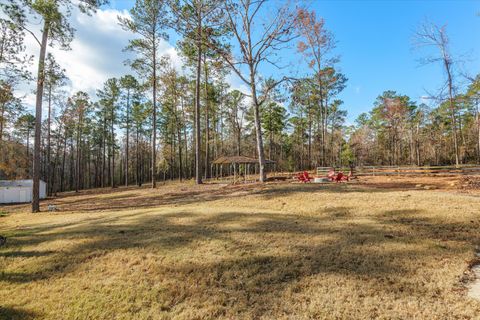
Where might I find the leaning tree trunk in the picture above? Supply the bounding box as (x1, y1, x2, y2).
(32, 22, 49, 213)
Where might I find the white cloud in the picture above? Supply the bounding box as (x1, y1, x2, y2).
(19, 6, 181, 113)
(225, 73, 250, 96)
(420, 95, 432, 105)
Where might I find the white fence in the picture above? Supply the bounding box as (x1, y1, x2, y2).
(316, 165, 480, 177)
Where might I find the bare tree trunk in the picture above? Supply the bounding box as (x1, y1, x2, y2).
(69, 138, 74, 190)
(237, 128, 241, 156)
(61, 131, 67, 192)
(102, 112, 106, 188)
(32, 23, 49, 213)
(75, 107, 83, 193)
(177, 127, 183, 180)
(108, 136, 111, 186)
(416, 123, 421, 166)
(136, 125, 140, 186)
(170, 135, 174, 180)
(194, 7, 203, 184)
(308, 115, 312, 169)
(174, 93, 183, 181)
(449, 91, 459, 166)
(111, 104, 115, 188)
(0, 102, 5, 141)
(52, 123, 63, 195)
(476, 99, 480, 164)
(180, 95, 188, 179)
(269, 131, 273, 161)
(204, 54, 210, 179)
(151, 39, 157, 188)
(125, 89, 130, 186)
(250, 76, 266, 182)
(46, 86, 52, 195)
(26, 127, 30, 168)
(87, 141, 91, 188)
(441, 43, 460, 166)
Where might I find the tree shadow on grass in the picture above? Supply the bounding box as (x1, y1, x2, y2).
(3, 181, 426, 215)
(379, 209, 480, 245)
(0, 307, 39, 320)
(0, 250, 56, 258)
(40, 188, 226, 213)
(249, 182, 424, 199)
(1, 205, 479, 318)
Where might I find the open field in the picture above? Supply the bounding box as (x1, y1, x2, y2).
(1, 176, 480, 319)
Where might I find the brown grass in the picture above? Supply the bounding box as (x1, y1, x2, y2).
(1, 177, 480, 319)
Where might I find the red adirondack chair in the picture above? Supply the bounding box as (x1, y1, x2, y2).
(297, 171, 312, 183)
(335, 172, 349, 183)
(303, 171, 313, 182)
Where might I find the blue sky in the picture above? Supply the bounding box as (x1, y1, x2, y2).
(109, 0, 480, 122)
(311, 0, 480, 121)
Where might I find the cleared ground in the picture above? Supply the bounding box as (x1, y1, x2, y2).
(1, 177, 480, 319)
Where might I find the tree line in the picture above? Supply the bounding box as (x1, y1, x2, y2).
(0, 0, 479, 212)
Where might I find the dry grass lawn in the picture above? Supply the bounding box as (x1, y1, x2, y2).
(1, 178, 480, 319)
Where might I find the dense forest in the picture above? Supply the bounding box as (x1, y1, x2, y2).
(0, 0, 479, 209)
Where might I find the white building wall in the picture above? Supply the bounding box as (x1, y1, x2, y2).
(39, 181, 46, 200)
(0, 180, 46, 204)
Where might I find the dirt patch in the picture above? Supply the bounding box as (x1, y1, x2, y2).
(460, 176, 480, 190)
(358, 175, 461, 191)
